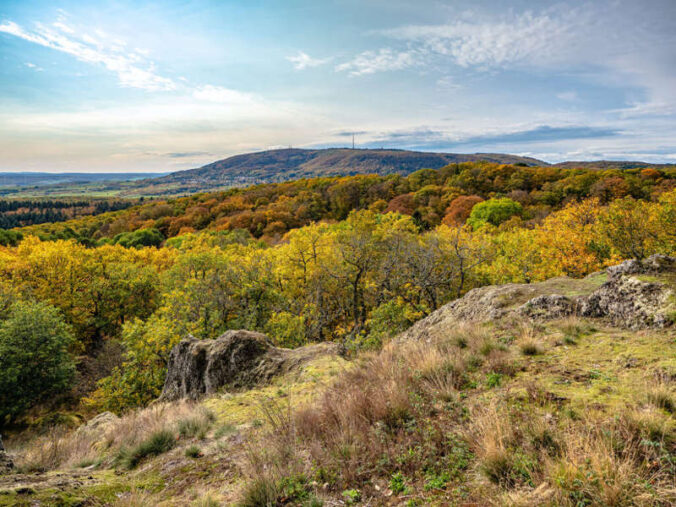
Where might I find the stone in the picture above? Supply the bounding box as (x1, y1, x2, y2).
(159, 329, 338, 402)
(518, 294, 577, 319)
(396, 255, 675, 342)
(578, 254, 675, 329)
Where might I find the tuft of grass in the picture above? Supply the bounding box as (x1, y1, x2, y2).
(177, 409, 215, 439)
(238, 477, 279, 507)
(214, 423, 237, 438)
(117, 429, 176, 470)
(647, 385, 674, 413)
(185, 445, 202, 458)
(519, 341, 542, 356)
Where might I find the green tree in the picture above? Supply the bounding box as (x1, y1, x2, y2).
(467, 198, 523, 229)
(0, 301, 76, 425)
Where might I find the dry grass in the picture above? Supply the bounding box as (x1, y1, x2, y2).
(12, 401, 213, 471)
(238, 320, 675, 505)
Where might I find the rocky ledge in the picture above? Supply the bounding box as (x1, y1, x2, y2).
(399, 255, 675, 341)
(159, 330, 338, 402)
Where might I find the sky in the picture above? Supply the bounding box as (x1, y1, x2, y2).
(1, 0, 675, 173)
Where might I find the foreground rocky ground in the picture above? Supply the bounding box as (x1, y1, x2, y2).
(1, 257, 674, 506)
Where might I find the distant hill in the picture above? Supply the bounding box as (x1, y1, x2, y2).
(553, 160, 676, 170)
(5, 150, 674, 199)
(0, 172, 163, 188)
(149, 148, 547, 192)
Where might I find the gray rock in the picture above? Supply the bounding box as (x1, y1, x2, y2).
(580, 273, 674, 329)
(76, 412, 120, 437)
(159, 330, 338, 402)
(518, 294, 577, 319)
(396, 255, 675, 342)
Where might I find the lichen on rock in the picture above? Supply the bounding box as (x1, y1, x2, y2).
(159, 329, 338, 402)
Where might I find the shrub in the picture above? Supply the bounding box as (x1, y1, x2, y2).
(118, 429, 176, 469)
(467, 198, 522, 229)
(0, 301, 76, 425)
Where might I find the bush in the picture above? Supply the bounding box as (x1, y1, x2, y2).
(467, 198, 523, 229)
(118, 429, 176, 469)
(0, 301, 76, 425)
(112, 228, 164, 249)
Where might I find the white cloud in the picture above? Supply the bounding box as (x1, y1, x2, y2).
(0, 19, 176, 91)
(24, 62, 44, 71)
(286, 51, 331, 70)
(377, 2, 676, 110)
(335, 48, 418, 76)
(381, 10, 581, 69)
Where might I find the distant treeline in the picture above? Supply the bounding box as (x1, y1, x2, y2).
(0, 199, 134, 229)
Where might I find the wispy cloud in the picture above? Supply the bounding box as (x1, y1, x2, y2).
(0, 19, 176, 91)
(165, 151, 212, 158)
(286, 51, 331, 70)
(363, 125, 621, 151)
(24, 62, 44, 71)
(381, 11, 576, 69)
(335, 48, 418, 76)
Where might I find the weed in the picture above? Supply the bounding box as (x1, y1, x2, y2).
(341, 489, 361, 504)
(390, 472, 409, 494)
(486, 372, 503, 388)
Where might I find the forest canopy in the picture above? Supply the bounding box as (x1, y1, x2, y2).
(0, 161, 674, 422)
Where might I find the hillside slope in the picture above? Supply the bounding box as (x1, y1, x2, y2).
(1, 257, 673, 506)
(149, 148, 546, 192)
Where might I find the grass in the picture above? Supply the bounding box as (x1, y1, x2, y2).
(519, 341, 542, 356)
(5, 316, 674, 506)
(117, 429, 176, 469)
(647, 384, 674, 413)
(185, 445, 202, 459)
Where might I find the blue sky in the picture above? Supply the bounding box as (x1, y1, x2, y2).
(1, 0, 675, 172)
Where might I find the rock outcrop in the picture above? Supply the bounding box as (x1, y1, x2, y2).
(398, 255, 675, 341)
(578, 255, 675, 329)
(518, 255, 675, 329)
(159, 330, 338, 401)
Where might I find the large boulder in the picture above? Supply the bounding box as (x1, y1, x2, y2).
(579, 255, 675, 329)
(159, 330, 338, 402)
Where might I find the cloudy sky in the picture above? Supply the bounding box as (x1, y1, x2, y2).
(1, 0, 675, 172)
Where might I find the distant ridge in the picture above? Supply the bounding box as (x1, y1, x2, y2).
(0, 172, 163, 188)
(553, 160, 676, 169)
(150, 148, 547, 191)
